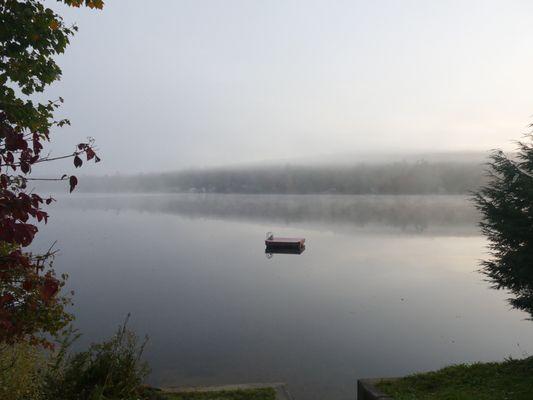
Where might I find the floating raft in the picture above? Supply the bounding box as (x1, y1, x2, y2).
(265, 233, 305, 250)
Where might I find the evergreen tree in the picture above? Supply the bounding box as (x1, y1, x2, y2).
(473, 135, 533, 316)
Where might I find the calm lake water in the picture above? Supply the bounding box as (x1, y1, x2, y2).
(32, 194, 533, 400)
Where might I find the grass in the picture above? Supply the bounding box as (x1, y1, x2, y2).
(0, 342, 47, 400)
(376, 357, 533, 400)
(163, 388, 277, 400)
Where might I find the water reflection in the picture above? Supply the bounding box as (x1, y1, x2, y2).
(56, 193, 480, 236)
(265, 245, 306, 258)
(31, 194, 533, 400)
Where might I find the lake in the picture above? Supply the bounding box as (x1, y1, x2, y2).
(32, 193, 533, 400)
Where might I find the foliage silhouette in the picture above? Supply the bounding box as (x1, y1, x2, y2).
(0, 0, 102, 346)
(473, 135, 533, 316)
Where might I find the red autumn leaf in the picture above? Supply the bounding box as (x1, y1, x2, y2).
(20, 162, 30, 174)
(22, 279, 33, 291)
(0, 294, 14, 306)
(40, 279, 59, 301)
(86, 147, 95, 161)
(73, 155, 82, 168)
(69, 175, 78, 193)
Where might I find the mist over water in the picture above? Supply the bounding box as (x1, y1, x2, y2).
(57, 193, 480, 236)
(31, 193, 533, 400)
(39, 157, 487, 196)
(6, 1, 533, 399)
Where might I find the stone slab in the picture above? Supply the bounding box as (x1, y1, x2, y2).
(357, 378, 398, 400)
(162, 382, 292, 400)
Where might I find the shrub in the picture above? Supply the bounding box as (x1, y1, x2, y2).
(42, 319, 150, 400)
(0, 318, 152, 400)
(0, 323, 153, 400)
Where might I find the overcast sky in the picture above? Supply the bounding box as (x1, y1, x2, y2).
(43, 0, 533, 174)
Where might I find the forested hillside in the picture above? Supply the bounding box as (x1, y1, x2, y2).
(57, 160, 486, 194)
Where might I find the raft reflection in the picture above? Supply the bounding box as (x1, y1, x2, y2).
(265, 245, 306, 258)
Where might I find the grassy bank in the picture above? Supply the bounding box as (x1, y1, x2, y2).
(377, 357, 533, 400)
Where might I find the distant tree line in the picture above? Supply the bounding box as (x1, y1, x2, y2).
(67, 160, 486, 195)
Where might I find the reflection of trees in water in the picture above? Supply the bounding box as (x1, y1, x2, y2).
(62, 194, 479, 235)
